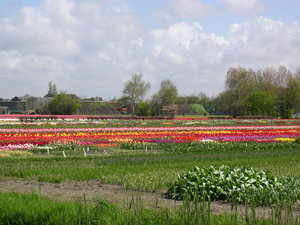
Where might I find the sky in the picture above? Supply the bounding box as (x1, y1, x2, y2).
(0, 0, 300, 100)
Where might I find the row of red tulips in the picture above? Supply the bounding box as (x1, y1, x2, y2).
(0, 126, 299, 149)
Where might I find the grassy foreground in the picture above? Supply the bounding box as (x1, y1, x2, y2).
(1, 142, 300, 191)
(1, 192, 298, 225)
(1, 142, 300, 224)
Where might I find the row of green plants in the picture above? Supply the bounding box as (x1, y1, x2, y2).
(0, 192, 299, 225)
(120, 141, 299, 153)
(26, 140, 300, 155)
(1, 144, 300, 191)
(165, 165, 300, 206)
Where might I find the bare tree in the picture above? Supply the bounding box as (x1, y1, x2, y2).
(122, 74, 150, 116)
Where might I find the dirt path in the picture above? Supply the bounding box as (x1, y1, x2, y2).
(0, 178, 232, 213)
(0, 178, 171, 208)
(0, 178, 298, 218)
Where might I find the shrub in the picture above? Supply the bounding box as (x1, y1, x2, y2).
(48, 93, 81, 115)
(136, 101, 151, 116)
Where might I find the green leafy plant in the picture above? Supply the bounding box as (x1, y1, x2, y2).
(165, 165, 300, 206)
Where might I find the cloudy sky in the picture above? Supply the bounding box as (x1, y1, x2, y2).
(0, 0, 300, 100)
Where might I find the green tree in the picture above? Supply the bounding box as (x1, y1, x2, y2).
(150, 79, 178, 116)
(210, 91, 233, 115)
(136, 101, 151, 116)
(216, 65, 296, 117)
(176, 95, 200, 104)
(224, 67, 257, 116)
(116, 96, 130, 107)
(278, 76, 300, 118)
(45, 81, 58, 97)
(158, 79, 178, 107)
(122, 74, 150, 116)
(48, 93, 81, 115)
(150, 93, 162, 116)
(198, 92, 210, 110)
(225, 67, 256, 96)
(245, 91, 276, 116)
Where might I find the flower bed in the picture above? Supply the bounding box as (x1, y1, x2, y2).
(0, 125, 299, 150)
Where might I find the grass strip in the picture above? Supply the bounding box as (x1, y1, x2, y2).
(1, 146, 300, 191)
(0, 192, 297, 225)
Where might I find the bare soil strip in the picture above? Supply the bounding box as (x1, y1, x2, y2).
(0, 178, 299, 218)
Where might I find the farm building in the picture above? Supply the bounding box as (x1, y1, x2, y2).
(0, 106, 8, 114)
(0, 98, 26, 114)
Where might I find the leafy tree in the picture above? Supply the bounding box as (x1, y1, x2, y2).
(245, 91, 276, 116)
(45, 81, 58, 97)
(116, 96, 130, 107)
(214, 65, 298, 118)
(197, 92, 210, 110)
(224, 67, 257, 116)
(150, 93, 162, 116)
(122, 74, 150, 116)
(158, 79, 178, 107)
(136, 101, 151, 116)
(150, 79, 178, 116)
(210, 91, 233, 115)
(256, 66, 291, 92)
(278, 76, 300, 118)
(225, 67, 256, 97)
(176, 95, 200, 104)
(48, 93, 81, 115)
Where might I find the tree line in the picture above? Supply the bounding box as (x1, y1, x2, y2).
(20, 65, 300, 118)
(121, 66, 300, 118)
(121, 74, 180, 116)
(214, 66, 300, 118)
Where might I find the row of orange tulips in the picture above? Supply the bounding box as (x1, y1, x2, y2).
(1, 126, 299, 150)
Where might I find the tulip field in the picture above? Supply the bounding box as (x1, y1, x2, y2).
(1, 116, 300, 224)
(1, 116, 300, 151)
(0, 125, 299, 150)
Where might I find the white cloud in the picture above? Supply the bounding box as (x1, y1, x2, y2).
(157, 0, 214, 24)
(0, 0, 145, 98)
(225, 17, 300, 70)
(0, 0, 80, 57)
(144, 22, 230, 94)
(219, 0, 265, 14)
(143, 17, 300, 95)
(0, 0, 300, 99)
(149, 22, 228, 65)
